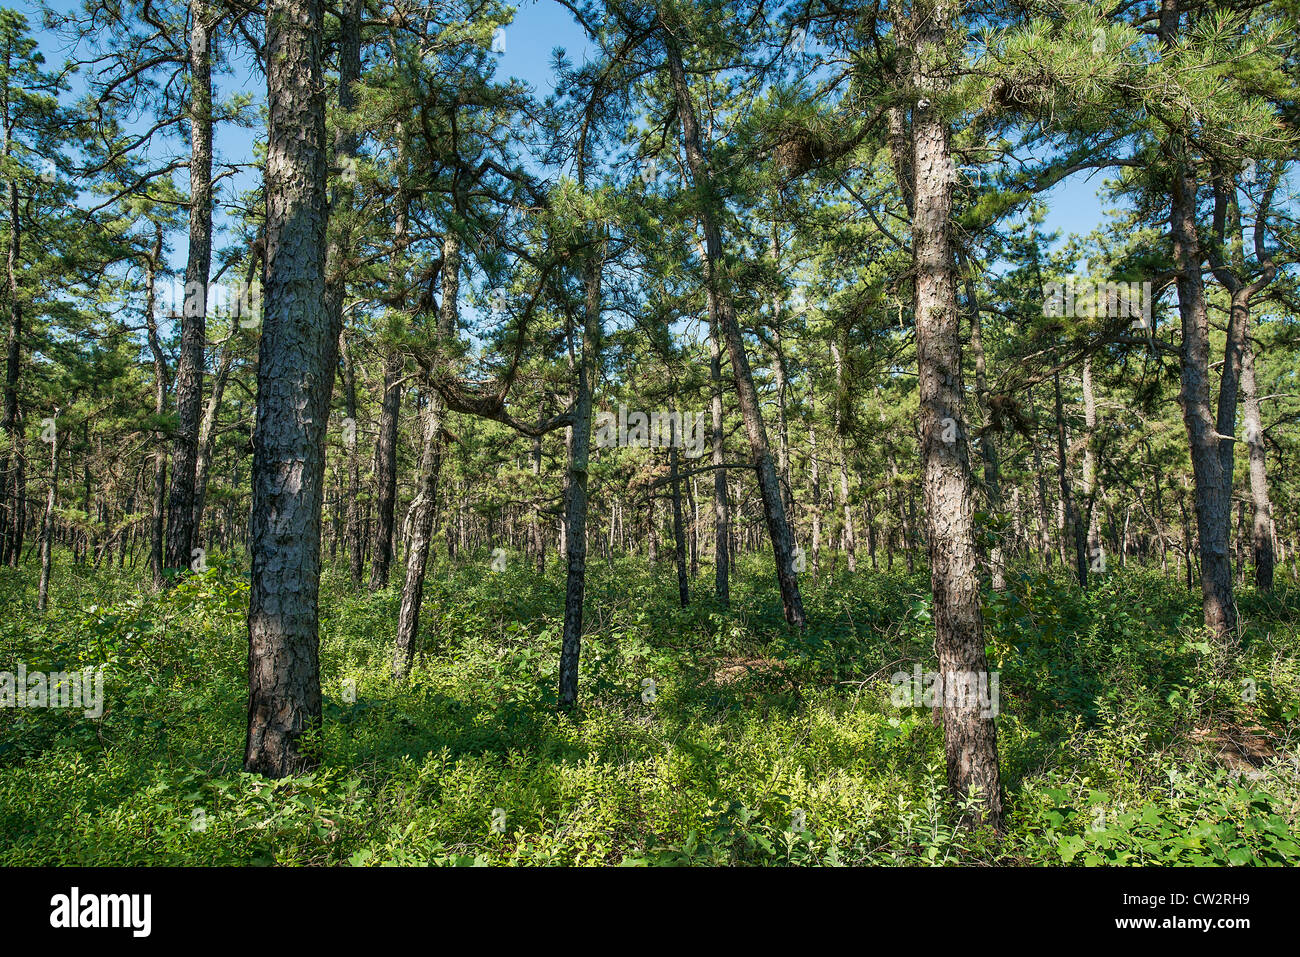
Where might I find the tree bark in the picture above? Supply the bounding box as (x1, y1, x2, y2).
(663, 24, 804, 626)
(1241, 335, 1274, 591)
(1053, 370, 1088, 587)
(831, 339, 857, 572)
(905, 0, 1002, 829)
(962, 249, 1005, 591)
(37, 424, 58, 612)
(558, 242, 602, 709)
(369, 348, 402, 589)
(393, 236, 458, 680)
(1161, 1, 1235, 641)
(326, 0, 362, 586)
(1, 98, 24, 566)
(165, 0, 215, 575)
(143, 224, 168, 588)
(670, 419, 690, 607)
(245, 0, 333, 777)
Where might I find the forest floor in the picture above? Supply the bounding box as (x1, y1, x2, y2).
(1, 552, 1298, 865)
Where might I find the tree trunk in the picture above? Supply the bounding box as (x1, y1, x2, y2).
(37, 426, 58, 612)
(831, 339, 857, 573)
(143, 225, 168, 588)
(1241, 336, 1274, 590)
(369, 349, 402, 590)
(962, 250, 1005, 590)
(1, 119, 24, 566)
(165, 0, 214, 576)
(706, 275, 730, 603)
(1081, 355, 1102, 574)
(670, 421, 689, 607)
(393, 236, 458, 680)
(1053, 370, 1088, 587)
(663, 26, 804, 626)
(905, 0, 1002, 829)
(558, 243, 602, 709)
(1161, 2, 1235, 641)
(245, 0, 333, 777)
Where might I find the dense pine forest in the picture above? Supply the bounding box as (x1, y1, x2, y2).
(0, 0, 1298, 868)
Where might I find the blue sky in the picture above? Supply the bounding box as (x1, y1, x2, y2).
(20, 0, 1106, 274)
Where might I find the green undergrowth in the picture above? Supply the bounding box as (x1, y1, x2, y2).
(0, 550, 1296, 865)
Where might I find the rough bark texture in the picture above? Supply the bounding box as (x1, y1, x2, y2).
(962, 251, 1004, 591)
(245, 0, 333, 777)
(165, 0, 214, 575)
(558, 244, 602, 709)
(905, 0, 1002, 829)
(1169, 163, 1235, 639)
(1, 100, 24, 566)
(1160, 0, 1235, 641)
(1241, 338, 1274, 590)
(142, 226, 168, 589)
(393, 237, 458, 680)
(369, 348, 402, 589)
(663, 23, 804, 626)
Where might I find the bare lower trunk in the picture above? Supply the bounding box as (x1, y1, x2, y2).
(245, 0, 332, 777)
(558, 246, 602, 709)
(664, 28, 803, 626)
(831, 340, 857, 573)
(1241, 337, 1274, 590)
(143, 225, 168, 588)
(963, 253, 1004, 590)
(369, 349, 402, 589)
(393, 237, 458, 680)
(1081, 355, 1102, 574)
(906, 0, 1002, 829)
(165, 0, 214, 575)
(670, 425, 689, 607)
(1053, 370, 1088, 587)
(37, 430, 58, 612)
(708, 295, 730, 603)
(1161, 3, 1235, 641)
